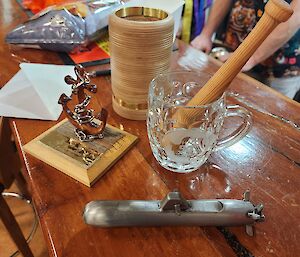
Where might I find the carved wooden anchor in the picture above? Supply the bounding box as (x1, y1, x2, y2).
(58, 65, 108, 142)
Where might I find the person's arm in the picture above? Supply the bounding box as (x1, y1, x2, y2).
(190, 0, 233, 53)
(243, 0, 300, 71)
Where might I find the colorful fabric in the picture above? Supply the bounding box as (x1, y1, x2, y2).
(191, 0, 213, 40)
(224, 1, 256, 50)
(193, 0, 200, 37)
(222, 0, 299, 78)
(182, 0, 193, 43)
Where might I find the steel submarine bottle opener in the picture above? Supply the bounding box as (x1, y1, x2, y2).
(83, 190, 264, 236)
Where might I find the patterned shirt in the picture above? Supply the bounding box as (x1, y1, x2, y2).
(221, 0, 300, 78)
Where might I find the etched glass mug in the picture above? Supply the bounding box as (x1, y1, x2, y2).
(147, 71, 252, 173)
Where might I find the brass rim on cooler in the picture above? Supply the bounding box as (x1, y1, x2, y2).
(109, 6, 174, 120)
(115, 7, 169, 20)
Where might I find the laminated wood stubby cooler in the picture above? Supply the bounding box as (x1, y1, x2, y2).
(109, 7, 174, 120)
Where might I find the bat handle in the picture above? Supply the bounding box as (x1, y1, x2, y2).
(178, 0, 293, 126)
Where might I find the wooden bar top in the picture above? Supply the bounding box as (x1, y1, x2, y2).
(1, 1, 300, 257)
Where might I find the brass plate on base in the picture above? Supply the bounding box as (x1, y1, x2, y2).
(23, 119, 138, 187)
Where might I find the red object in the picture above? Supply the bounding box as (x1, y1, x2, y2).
(22, 0, 44, 13)
(22, 0, 78, 13)
(68, 43, 110, 64)
(289, 57, 297, 65)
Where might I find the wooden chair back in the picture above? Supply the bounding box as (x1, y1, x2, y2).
(0, 117, 21, 188)
(0, 116, 34, 257)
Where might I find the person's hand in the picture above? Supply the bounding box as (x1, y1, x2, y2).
(211, 51, 257, 72)
(190, 33, 213, 54)
(242, 57, 256, 71)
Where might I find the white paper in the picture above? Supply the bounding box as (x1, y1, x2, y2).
(0, 63, 75, 120)
(123, 0, 185, 42)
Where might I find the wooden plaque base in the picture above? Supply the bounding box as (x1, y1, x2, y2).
(23, 119, 138, 187)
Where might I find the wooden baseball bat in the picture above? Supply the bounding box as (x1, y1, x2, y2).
(178, 0, 293, 126)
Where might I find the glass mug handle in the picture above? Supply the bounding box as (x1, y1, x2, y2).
(214, 105, 252, 151)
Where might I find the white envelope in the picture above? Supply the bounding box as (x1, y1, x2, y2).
(123, 0, 185, 42)
(0, 63, 75, 120)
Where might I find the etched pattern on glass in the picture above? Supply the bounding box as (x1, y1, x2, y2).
(147, 78, 226, 173)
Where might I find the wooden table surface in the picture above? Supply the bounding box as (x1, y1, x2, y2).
(1, 1, 300, 257)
